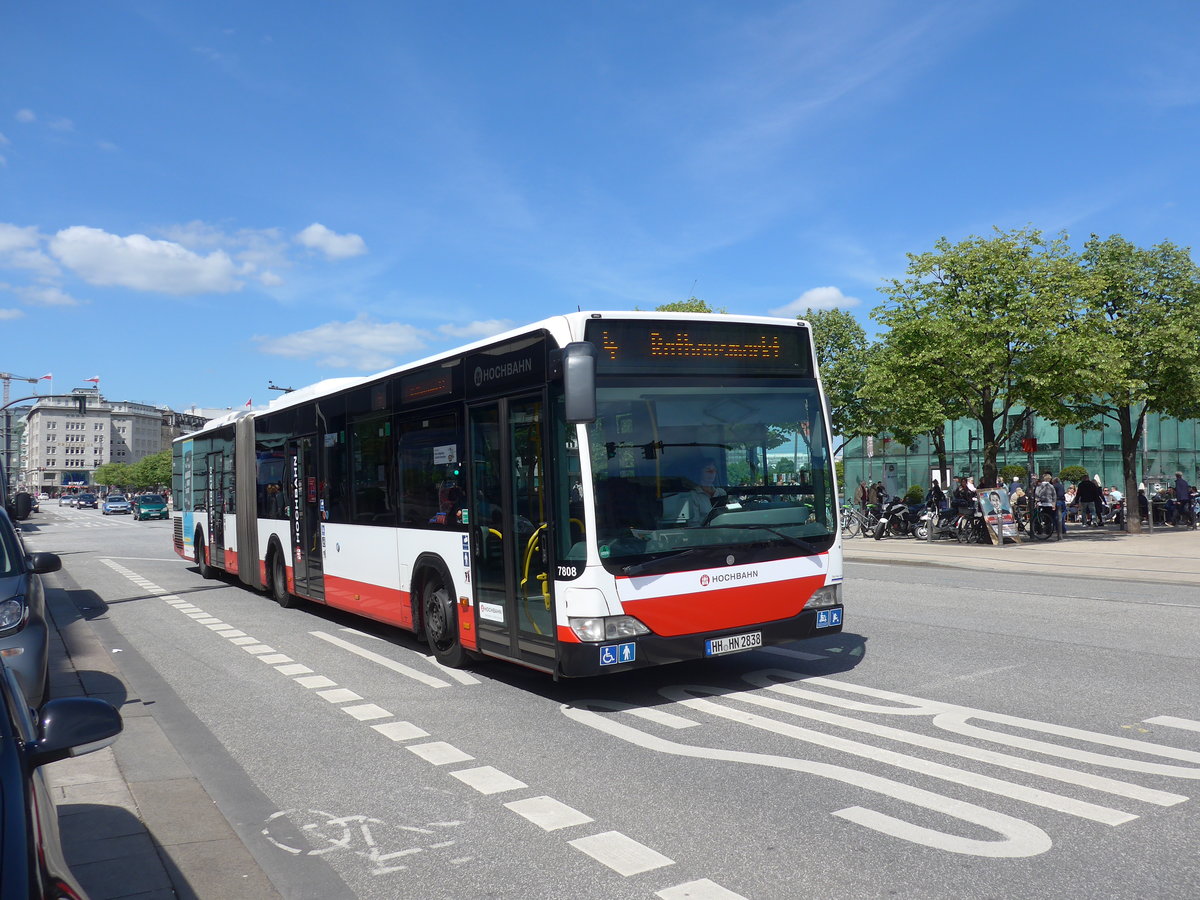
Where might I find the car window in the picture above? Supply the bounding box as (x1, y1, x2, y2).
(143, 495, 165, 504)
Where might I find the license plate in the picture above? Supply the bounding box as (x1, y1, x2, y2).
(705, 631, 763, 656)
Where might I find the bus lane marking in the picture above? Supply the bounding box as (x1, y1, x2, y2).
(740, 670, 1186, 808)
(800, 676, 1200, 779)
(335, 627, 482, 685)
(659, 684, 1138, 825)
(1144, 716, 1200, 734)
(103, 560, 741, 892)
(562, 698, 1053, 858)
(309, 631, 452, 689)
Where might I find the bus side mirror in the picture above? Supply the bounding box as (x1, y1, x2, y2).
(561, 342, 596, 425)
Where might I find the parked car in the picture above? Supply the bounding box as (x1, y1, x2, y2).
(74, 493, 98, 510)
(0, 506, 60, 707)
(27, 496, 39, 514)
(36, 493, 48, 501)
(0, 656, 122, 899)
(57, 496, 72, 508)
(131, 494, 170, 521)
(101, 495, 131, 516)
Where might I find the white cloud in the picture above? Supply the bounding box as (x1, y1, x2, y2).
(0, 132, 9, 145)
(15, 109, 35, 123)
(258, 271, 284, 287)
(0, 308, 24, 320)
(255, 315, 428, 370)
(769, 286, 860, 317)
(438, 319, 512, 340)
(16, 285, 80, 307)
(295, 223, 367, 260)
(49, 226, 242, 295)
(0, 223, 58, 276)
(47, 117, 73, 132)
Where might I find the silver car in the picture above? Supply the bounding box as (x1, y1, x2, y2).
(0, 507, 60, 706)
(102, 494, 131, 515)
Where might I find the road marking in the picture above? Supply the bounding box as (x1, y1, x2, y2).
(275, 664, 313, 676)
(295, 675, 337, 689)
(242, 644, 277, 655)
(342, 703, 392, 722)
(740, 672, 1185, 807)
(309, 631, 451, 689)
(760, 646, 828, 661)
(214, 629, 247, 637)
(1145, 716, 1200, 733)
(258, 654, 294, 665)
(206, 623, 234, 630)
(504, 796, 593, 832)
(661, 685, 1139, 825)
(624, 707, 700, 730)
(195, 617, 223, 624)
(450, 766, 526, 795)
(563, 699, 1052, 858)
(317, 688, 362, 703)
(657, 879, 748, 899)
(408, 742, 475, 766)
(568, 831, 674, 876)
(372, 721, 430, 742)
(229, 636, 260, 646)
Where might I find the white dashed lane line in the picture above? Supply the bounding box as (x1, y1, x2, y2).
(97, 557, 749, 898)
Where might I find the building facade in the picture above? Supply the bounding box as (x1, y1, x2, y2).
(19, 389, 210, 492)
(841, 410, 1200, 498)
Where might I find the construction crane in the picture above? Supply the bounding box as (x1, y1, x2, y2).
(0, 372, 40, 407)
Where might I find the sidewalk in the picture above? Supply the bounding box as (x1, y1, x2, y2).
(843, 522, 1200, 584)
(42, 585, 280, 900)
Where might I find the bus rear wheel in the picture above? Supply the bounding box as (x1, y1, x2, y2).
(271, 552, 298, 608)
(422, 573, 466, 668)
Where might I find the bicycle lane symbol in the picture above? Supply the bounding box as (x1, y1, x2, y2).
(262, 809, 469, 876)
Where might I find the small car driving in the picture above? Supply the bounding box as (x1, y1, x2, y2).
(102, 494, 131, 515)
(132, 494, 170, 521)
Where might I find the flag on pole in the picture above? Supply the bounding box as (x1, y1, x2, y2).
(40, 373, 52, 380)
(244, 398, 252, 408)
(85, 376, 100, 383)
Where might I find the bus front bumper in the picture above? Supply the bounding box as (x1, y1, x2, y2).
(557, 605, 844, 677)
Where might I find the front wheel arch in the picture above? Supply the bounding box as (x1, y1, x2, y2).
(414, 561, 468, 669)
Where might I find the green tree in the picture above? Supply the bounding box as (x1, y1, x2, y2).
(93, 462, 131, 489)
(652, 297, 727, 313)
(131, 450, 172, 490)
(1078, 235, 1200, 531)
(868, 227, 1109, 488)
(802, 307, 886, 453)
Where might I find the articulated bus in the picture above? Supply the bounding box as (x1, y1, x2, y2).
(171, 312, 843, 676)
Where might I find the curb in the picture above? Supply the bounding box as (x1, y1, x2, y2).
(43, 581, 281, 900)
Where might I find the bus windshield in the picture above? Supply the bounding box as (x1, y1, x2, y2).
(588, 379, 836, 573)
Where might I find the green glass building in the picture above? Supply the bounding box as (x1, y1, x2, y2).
(841, 411, 1200, 497)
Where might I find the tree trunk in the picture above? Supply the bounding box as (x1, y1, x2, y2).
(980, 408, 999, 489)
(1118, 404, 1143, 534)
(932, 424, 947, 482)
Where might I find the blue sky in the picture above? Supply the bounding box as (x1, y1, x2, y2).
(2, 1, 1198, 413)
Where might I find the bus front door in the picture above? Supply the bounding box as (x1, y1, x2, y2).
(469, 396, 555, 669)
(287, 436, 325, 602)
(206, 452, 225, 569)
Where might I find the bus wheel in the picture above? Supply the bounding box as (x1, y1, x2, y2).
(270, 552, 298, 609)
(195, 534, 213, 579)
(422, 573, 466, 668)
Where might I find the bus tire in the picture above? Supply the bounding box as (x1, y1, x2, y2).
(421, 571, 466, 668)
(270, 551, 298, 608)
(195, 533, 213, 579)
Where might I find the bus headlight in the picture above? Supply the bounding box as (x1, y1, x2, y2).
(569, 615, 651, 642)
(805, 584, 841, 609)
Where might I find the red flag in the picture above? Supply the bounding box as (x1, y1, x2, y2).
(244, 398, 252, 408)
(40, 373, 52, 380)
(85, 376, 100, 383)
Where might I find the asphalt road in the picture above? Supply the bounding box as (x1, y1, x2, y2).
(25, 508, 1200, 900)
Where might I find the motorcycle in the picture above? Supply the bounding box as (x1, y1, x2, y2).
(873, 498, 917, 540)
(914, 502, 957, 540)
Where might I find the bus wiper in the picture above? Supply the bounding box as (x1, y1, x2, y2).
(710, 524, 820, 555)
(622, 547, 712, 577)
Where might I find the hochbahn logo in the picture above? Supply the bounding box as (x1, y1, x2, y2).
(700, 570, 758, 587)
(474, 357, 533, 387)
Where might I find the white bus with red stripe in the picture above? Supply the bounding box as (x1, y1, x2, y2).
(172, 311, 843, 676)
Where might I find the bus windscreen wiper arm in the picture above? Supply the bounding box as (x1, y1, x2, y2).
(712, 524, 819, 555)
(622, 547, 711, 577)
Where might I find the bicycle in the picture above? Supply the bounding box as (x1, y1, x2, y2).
(840, 504, 879, 538)
(1027, 505, 1059, 541)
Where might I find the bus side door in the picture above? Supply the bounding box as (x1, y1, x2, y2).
(286, 436, 325, 602)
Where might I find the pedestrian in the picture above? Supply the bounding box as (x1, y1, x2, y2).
(1007, 476, 1021, 497)
(925, 480, 946, 510)
(952, 476, 976, 511)
(872, 481, 887, 506)
(853, 480, 869, 512)
(1074, 473, 1104, 526)
(1035, 474, 1059, 540)
(1173, 471, 1196, 529)
(1053, 475, 1068, 534)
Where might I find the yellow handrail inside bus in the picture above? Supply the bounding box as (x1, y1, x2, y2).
(520, 523, 550, 633)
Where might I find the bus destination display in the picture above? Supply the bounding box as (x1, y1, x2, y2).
(585, 320, 811, 375)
